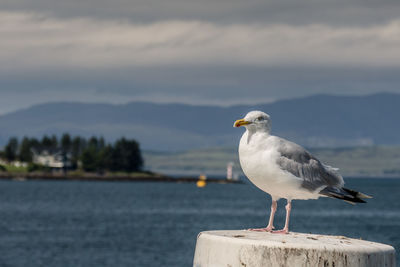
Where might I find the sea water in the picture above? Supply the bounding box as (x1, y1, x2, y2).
(0, 178, 398, 266)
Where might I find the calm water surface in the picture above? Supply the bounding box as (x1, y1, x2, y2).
(0, 178, 398, 266)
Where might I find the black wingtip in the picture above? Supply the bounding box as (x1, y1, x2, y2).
(320, 186, 370, 204)
(343, 187, 372, 199)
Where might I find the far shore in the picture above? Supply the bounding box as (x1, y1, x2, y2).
(0, 172, 243, 184)
(0, 171, 397, 183)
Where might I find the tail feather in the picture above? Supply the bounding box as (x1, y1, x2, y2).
(320, 186, 371, 204)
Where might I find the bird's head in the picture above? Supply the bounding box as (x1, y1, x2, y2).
(234, 110, 271, 133)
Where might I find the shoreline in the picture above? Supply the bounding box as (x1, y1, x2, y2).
(0, 172, 398, 183)
(0, 172, 242, 184)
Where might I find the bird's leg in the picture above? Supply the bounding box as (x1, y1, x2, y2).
(272, 200, 291, 234)
(249, 200, 277, 232)
(265, 200, 277, 231)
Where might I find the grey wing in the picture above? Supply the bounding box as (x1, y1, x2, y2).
(275, 138, 344, 192)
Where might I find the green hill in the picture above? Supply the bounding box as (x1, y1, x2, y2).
(143, 146, 400, 177)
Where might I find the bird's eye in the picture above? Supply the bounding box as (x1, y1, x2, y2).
(256, 116, 264, 121)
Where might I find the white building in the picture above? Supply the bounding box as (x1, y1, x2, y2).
(32, 149, 71, 169)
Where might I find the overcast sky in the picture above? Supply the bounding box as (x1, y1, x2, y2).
(0, 0, 400, 114)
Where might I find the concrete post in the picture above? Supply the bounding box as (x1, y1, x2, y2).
(193, 230, 396, 267)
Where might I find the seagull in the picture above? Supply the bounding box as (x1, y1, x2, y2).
(234, 111, 371, 234)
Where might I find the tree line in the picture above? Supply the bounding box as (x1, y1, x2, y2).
(0, 134, 143, 172)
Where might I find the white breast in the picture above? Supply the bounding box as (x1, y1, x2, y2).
(238, 131, 316, 200)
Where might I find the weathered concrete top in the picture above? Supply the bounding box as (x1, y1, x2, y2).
(193, 230, 396, 267)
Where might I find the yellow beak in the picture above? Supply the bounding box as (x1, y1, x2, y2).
(234, 118, 251, 127)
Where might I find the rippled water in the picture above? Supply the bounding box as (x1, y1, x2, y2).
(0, 178, 398, 266)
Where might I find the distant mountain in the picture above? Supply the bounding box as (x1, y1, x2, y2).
(0, 93, 399, 150)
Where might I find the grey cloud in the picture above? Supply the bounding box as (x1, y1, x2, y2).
(2, 12, 400, 72)
(1, 0, 400, 26)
